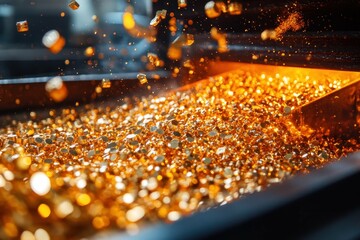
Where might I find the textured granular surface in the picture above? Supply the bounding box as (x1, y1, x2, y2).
(0, 69, 359, 239)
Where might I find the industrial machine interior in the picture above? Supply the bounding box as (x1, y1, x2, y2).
(1, 0, 360, 239)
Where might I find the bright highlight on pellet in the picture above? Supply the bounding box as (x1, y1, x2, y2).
(30, 172, 51, 196)
(16, 20, 28, 32)
(42, 30, 66, 54)
(45, 76, 68, 102)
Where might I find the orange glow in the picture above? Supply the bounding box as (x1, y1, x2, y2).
(123, 12, 135, 30)
(49, 36, 66, 54)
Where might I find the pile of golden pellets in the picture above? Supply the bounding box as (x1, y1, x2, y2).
(0, 69, 359, 239)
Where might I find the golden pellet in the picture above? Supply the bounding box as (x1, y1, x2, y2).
(45, 76, 68, 102)
(137, 73, 148, 84)
(101, 78, 111, 88)
(84, 46, 95, 57)
(147, 53, 164, 67)
(178, 0, 187, 8)
(16, 20, 29, 32)
(210, 27, 228, 52)
(150, 9, 167, 27)
(68, 0, 80, 10)
(261, 29, 277, 40)
(205, 1, 224, 18)
(167, 33, 194, 60)
(227, 2, 242, 15)
(42, 30, 66, 54)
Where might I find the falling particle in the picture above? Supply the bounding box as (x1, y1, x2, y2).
(185, 34, 195, 45)
(101, 78, 111, 88)
(227, 2, 242, 15)
(34, 229, 50, 240)
(205, 1, 225, 18)
(263, 12, 305, 41)
(123, 7, 156, 41)
(92, 15, 99, 22)
(68, 0, 80, 10)
(38, 204, 51, 218)
(147, 53, 163, 67)
(30, 172, 51, 196)
(126, 206, 145, 222)
(210, 27, 228, 53)
(261, 29, 277, 40)
(45, 76, 68, 102)
(150, 9, 167, 27)
(169, 17, 177, 33)
(123, 11, 136, 30)
(84, 46, 95, 57)
(60, 12, 66, 17)
(16, 20, 28, 32)
(137, 73, 148, 84)
(183, 59, 194, 69)
(42, 30, 66, 54)
(167, 34, 194, 60)
(178, 0, 187, 8)
(95, 86, 102, 94)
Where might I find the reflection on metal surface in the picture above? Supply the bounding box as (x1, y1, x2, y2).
(292, 80, 360, 138)
(199, 62, 360, 138)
